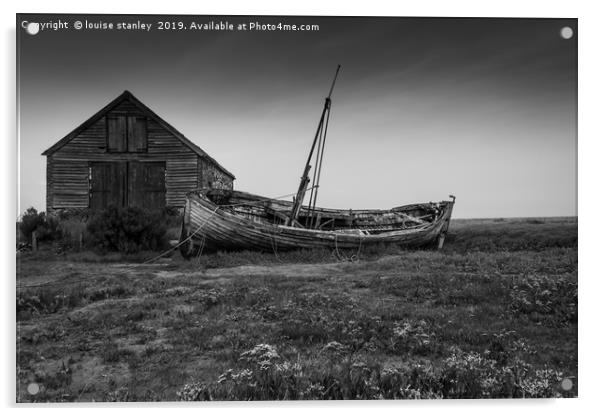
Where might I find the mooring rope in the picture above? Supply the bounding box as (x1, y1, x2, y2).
(136, 188, 319, 266)
(137, 206, 221, 267)
(194, 234, 206, 266)
(269, 229, 282, 263)
(350, 234, 363, 262)
(333, 232, 364, 263)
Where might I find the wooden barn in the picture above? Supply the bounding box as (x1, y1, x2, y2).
(42, 91, 235, 213)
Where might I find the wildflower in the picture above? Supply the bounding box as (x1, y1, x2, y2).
(320, 341, 349, 357)
(239, 344, 280, 366)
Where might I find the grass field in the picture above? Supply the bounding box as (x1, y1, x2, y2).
(16, 217, 577, 401)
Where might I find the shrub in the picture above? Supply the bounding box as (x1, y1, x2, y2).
(87, 205, 168, 253)
(60, 221, 87, 251)
(55, 208, 92, 222)
(19, 208, 44, 240)
(18, 207, 61, 243)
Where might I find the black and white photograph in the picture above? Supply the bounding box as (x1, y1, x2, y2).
(15, 12, 578, 403)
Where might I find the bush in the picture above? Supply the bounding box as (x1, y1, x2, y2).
(56, 218, 89, 252)
(87, 206, 168, 253)
(55, 208, 92, 222)
(18, 207, 61, 243)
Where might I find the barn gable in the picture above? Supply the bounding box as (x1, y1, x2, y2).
(43, 91, 235, 212)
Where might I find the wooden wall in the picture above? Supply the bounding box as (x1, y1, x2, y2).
(46, 99, 233, 211)
(198, 156, 234, 190)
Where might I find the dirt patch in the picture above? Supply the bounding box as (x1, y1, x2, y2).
(202, 262, 346, 279)
(67, 296, 144, 319)
(152, 261, 348, 283)
(153, 270, 182, 279)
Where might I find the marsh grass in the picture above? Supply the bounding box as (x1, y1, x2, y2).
(16, 217, 577, 401)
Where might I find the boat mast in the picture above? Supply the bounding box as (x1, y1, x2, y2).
(287, 65, 341, 227)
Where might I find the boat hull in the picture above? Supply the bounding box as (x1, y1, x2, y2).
(179, 190, 455, 257)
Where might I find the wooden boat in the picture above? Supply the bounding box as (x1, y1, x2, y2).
(179, 65, 455, 256)
(179, 188, 455, 257)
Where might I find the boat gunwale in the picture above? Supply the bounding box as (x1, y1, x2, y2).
(185, 190, 454, 241)
(192, 188, 453, 218)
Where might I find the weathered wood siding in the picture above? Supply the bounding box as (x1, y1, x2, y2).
(197, 156, 234, 190)
(49, 158, 90, 208)
(46, 98, 234, 211)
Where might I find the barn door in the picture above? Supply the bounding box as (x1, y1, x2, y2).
(90, 162, 127, 209)
(128, 162, 166, 210)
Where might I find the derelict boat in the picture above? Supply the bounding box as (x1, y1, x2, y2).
(179, 65, 455, 256)
(179, 188, 455, 257)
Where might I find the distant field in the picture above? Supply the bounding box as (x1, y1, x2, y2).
(16, 217, 578, 401)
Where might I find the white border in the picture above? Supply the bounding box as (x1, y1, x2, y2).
(4, 1, 600, 415)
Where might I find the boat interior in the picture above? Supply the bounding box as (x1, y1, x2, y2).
(199, 189, 446, 235)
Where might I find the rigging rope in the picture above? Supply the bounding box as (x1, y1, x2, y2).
(311, 101, 331, 229)
(306, 122, 323, 226)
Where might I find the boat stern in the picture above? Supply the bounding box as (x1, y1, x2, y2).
(436, 195, 456, 249)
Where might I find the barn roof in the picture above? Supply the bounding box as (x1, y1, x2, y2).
(41, 90, 235, 179)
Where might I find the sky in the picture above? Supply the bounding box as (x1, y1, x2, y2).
(17, 14, 577, 218)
